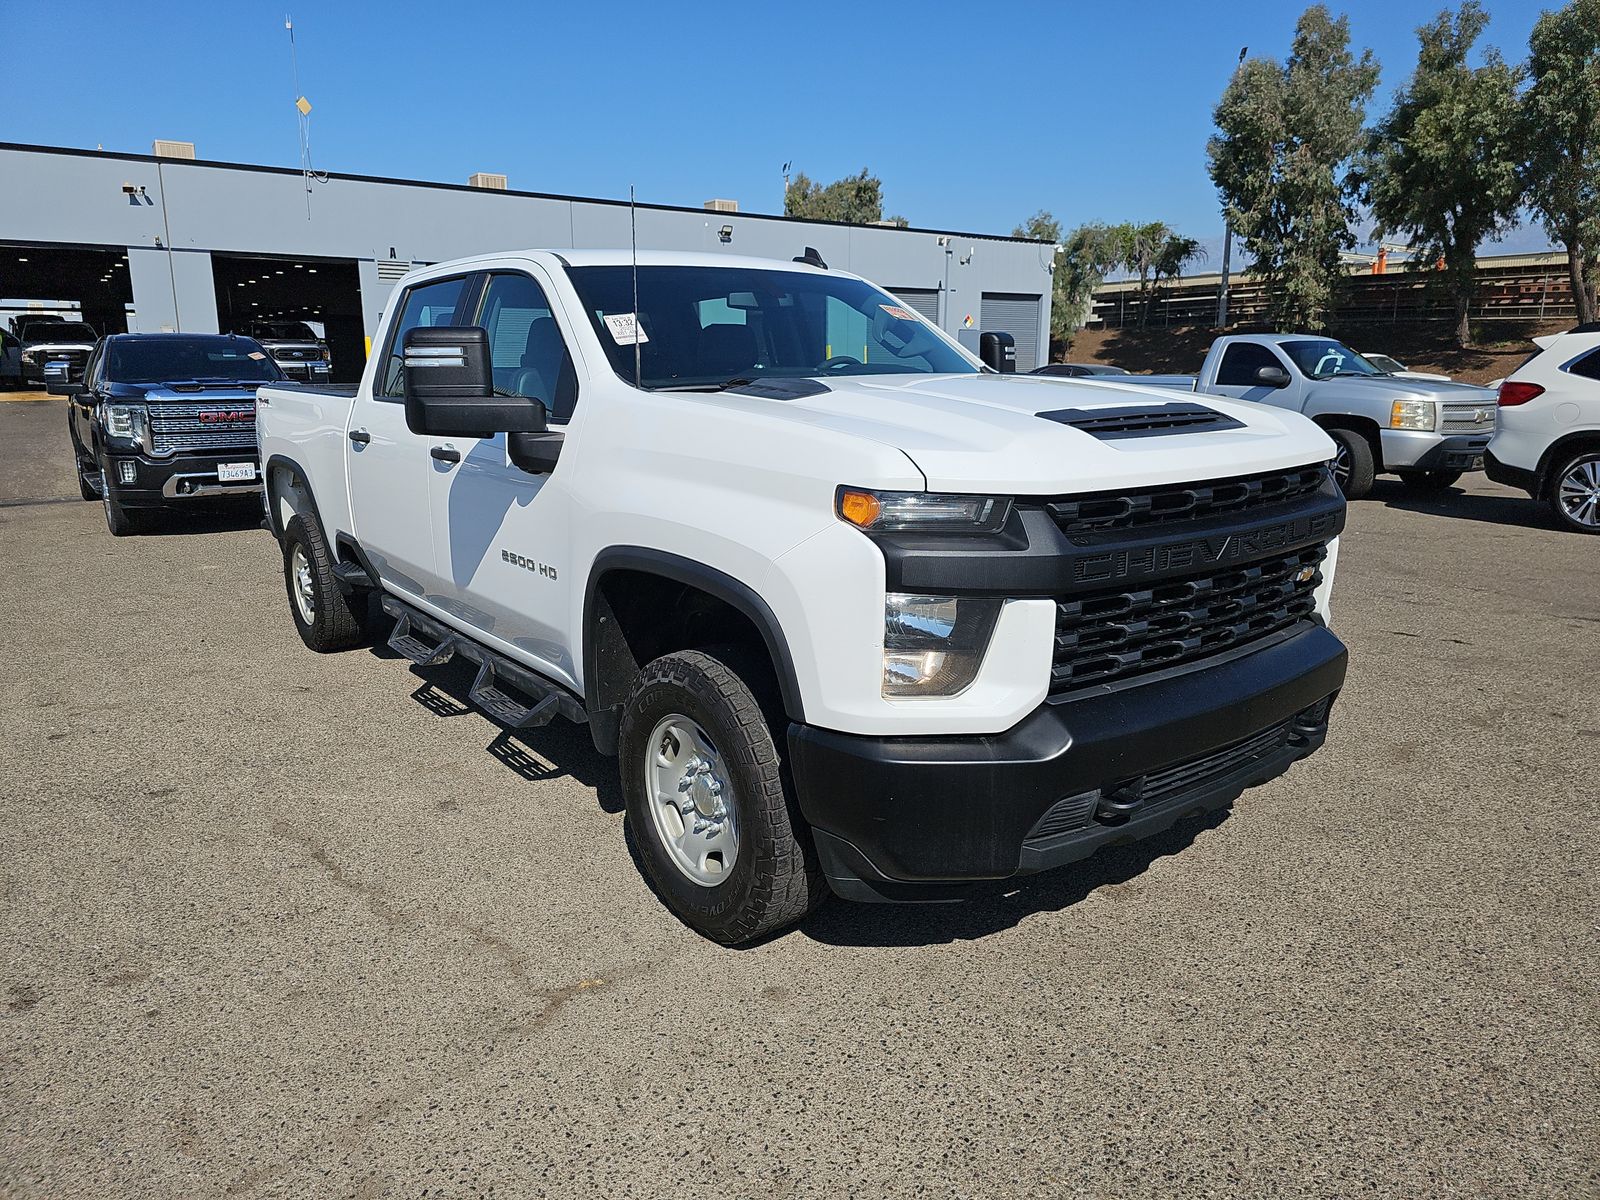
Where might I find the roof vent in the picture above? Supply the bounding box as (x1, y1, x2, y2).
(704, 198, 739, 213)
(468, 172, 508, 190)
(152, 139, 196, 160)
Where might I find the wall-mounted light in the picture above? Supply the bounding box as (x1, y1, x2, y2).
(718, 224, 734, 243)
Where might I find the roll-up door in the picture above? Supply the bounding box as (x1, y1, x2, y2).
(891, 288, 940, 325)
(980, 292, 1042, 370)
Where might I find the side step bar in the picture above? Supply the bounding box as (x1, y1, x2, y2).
(380, 595, 586, 730)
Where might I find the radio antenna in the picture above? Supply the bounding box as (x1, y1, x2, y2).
(630, 184, 642, 388)
(286, 14, 325, 218)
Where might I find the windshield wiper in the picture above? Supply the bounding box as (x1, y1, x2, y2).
(655, 377, 757, 393)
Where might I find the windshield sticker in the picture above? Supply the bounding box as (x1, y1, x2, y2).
(878, 304, 916, 322)
(603, 313, 649, 345)
(247, 351, 267, 360)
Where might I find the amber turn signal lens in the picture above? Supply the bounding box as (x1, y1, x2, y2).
(837, 489, 882, 528)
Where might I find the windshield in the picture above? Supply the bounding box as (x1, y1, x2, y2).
(253, 322, 318, 340)
(32, 322, 96, 342)
(107, 337, 282, 384)
(565, 265, 977, 389)
(1280, 339, 1384, 380)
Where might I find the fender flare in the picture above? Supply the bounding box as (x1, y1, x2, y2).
(582, 546, 807, 724)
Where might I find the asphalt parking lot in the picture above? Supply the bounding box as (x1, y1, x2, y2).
(2, 393, 1597, 1198)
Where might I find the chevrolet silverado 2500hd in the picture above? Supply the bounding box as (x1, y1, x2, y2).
(256, 250, 1349, 944)
(1138, 334, 1498, 499)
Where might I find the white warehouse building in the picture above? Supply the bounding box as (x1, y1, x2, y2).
(0, 141, 1056, 381)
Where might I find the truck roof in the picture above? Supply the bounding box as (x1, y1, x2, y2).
(416, 248, 855, 275)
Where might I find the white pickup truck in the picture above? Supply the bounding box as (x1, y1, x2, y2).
(1141, 333, 1499, 499)
(255, 249, 1349, 944)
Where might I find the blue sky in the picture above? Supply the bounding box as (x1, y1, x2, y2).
(1, 0, 1559, 251)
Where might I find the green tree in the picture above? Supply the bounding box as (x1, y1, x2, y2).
(1356, 2, 1522, 346)
(1521, 0, 1600, 323)
(1208, 6, 1379, 329)
(1013, 213, 1124, 343)
(784, 168, 887, 224)
(1151, 232, 1207, 317)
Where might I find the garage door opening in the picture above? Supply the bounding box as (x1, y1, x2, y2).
(1, 242, 133, 334)
(211, 253, 364, 384)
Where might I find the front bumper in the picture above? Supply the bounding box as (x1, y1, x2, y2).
(787, 622, 1347, 901)
(101, 449, 262, 508)
(1380, 430, 1491, 472)
(272, 360, 332, 382)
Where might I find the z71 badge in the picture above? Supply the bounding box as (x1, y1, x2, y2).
(501, 549, 557, 580)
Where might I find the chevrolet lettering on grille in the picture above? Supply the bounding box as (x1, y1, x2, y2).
(1072, 510, 1341, 586)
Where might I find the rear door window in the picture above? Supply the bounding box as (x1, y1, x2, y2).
(1566, 348, 1600, 382)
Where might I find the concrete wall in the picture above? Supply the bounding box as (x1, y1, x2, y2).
(0, 143, 1056, 365)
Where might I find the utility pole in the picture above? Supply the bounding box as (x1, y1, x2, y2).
(1216, 45, 1248, 329)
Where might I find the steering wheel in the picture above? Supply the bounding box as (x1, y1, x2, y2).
(816, 355, 862, 372)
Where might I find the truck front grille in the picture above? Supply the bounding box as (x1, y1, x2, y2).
(148, 403, 258, 454)
(1051, 543, 1325, 693)
(1439, 401, 1497, 435)
(1047, 463, 1329, 535)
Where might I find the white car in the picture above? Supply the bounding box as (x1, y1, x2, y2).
(1486, 324, 1600, 533)
(1360, 352, 1451, 383)
(255, 249, 1349, 943)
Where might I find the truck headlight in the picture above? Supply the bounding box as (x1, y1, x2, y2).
(1389, 399, 1436, 431)
(837, 487, 1011, 533)
(882, 593, 1002, 697)
(100, 402, 150, 448)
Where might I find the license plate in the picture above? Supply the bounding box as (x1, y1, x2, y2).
(218, 462, 256, 483)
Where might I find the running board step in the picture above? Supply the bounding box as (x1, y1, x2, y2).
(379, 595, 587, 728)
(331, 559, 377, 594)
(386, 611, 457, 666)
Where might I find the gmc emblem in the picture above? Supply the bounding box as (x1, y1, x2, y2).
(197, 409, 254, 424)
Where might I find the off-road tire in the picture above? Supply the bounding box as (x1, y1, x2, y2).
(1548, 450, 1600, 535)
(618, 648, 824, 945)
(282, 512, 369, 651)
(1328, 428, 1376, 500)
(1397, 468, 1462, 491)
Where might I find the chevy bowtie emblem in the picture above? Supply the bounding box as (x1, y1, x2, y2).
(1473, 409, 1486, 424)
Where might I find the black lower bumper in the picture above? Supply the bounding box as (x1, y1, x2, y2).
(787, 623, 1347, 902)
(1410, 435, 1491, 473)
(1484, 449, 1537, 496)
(102, 449, 261, 509)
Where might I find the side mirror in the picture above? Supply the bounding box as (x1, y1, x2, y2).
(1255, 365, 1292, 388)
(402, 325, 545, 437)
(979, 330, 1016, 373)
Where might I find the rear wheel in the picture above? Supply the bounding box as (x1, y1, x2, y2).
(1550, 451, 1600, 535)
(1397, 468, 1462, 491)
(281, 512, 370, 650)
(619, 648, 824, 945)
(1328, 429, 1376, 500)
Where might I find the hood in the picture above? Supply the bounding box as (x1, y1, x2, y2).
(1307, 374, 1494, 403)
(107, 381, 267, 401)
(22, 339, 95, 353)
(258, 339, 323, 351)
(710, 373, 1337, 494)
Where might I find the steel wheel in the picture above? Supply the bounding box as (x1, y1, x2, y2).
(290, 544, 317, 623)
(1556, 456, 1600, 529)
(644, 713, 739, 887)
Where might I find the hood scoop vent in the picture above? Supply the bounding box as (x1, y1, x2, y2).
(725, 378, 831, 401)
(1039, 402, 1244, 440)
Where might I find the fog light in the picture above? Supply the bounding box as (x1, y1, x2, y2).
(882, 593, 1002, 697)
(118, 461, 137, 484)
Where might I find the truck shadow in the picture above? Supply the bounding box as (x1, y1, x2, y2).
(1367, 478, 1555, 531)
(134, 504, 264, 538)
(374, 623, 1235, 948)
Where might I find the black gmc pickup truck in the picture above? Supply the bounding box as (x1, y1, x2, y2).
(55, 333, 282, 536)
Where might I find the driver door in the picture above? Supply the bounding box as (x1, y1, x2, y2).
(1209, 341, 1296, 410)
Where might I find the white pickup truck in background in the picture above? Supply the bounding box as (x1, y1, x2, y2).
(254, 249, 1349, 944)
(1139, 333, 1500, 498)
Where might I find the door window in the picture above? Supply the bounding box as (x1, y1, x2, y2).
(379, 275, 470, 398)
(1567, 348, 1600, 382)
(1215, 342, 1284, 386)
(475, 272, 579, 421)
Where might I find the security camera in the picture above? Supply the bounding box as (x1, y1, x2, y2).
(121, 182, 138, 195)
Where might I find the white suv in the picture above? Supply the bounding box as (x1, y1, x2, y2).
(1487, 324, 1600, 534)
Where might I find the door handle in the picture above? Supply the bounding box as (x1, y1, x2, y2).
(348, 429, 371, 444)
(430, 445, 461, 464)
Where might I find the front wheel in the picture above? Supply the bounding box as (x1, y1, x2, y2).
(1550, 450, 1600, 534)
(100, 468, 141, 536)
(1327, 429, 1376, 500)
(618, 649, 824, 945)
(281, 513, 370, 650)
(1397, 468, 1462, 491)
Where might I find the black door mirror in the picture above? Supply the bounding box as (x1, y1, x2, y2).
(1254, 365, 1292, 388)
(402, 325, 546, 437)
